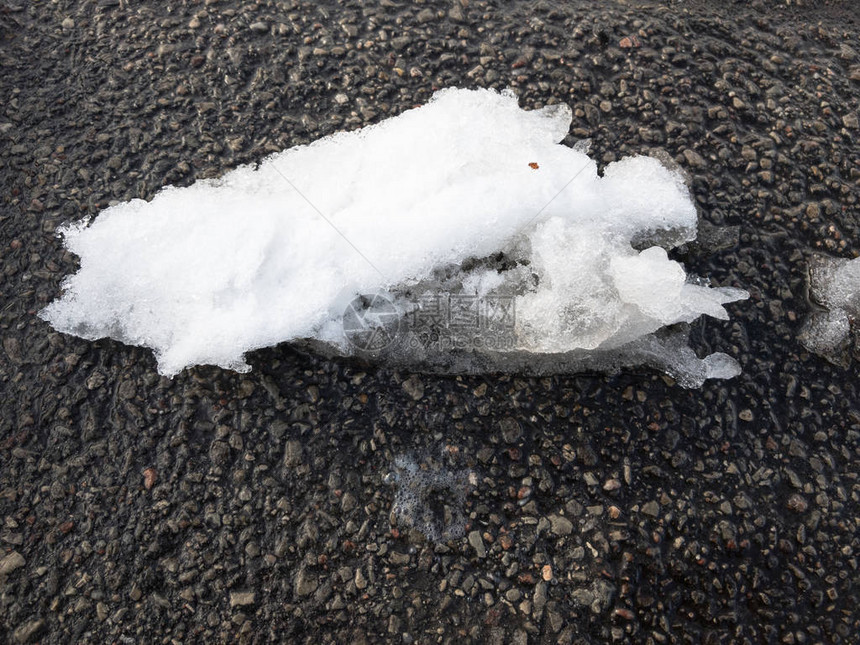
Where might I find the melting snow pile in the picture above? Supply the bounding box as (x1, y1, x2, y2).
(800, 254, 860, 366)
(41, 87, 748, 386)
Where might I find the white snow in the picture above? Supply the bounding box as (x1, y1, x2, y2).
(41, 87, 748, 385)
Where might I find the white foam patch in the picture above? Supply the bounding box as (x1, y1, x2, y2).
(41, 87, 748, 384)
(386, 454, 471, 543)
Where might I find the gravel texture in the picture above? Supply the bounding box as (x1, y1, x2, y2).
(1, 0, 859, 643)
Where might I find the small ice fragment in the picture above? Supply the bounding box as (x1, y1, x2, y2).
(800, 254, 860, 366)
(573, 138, 592, 154)
(703, 352, 744, 381)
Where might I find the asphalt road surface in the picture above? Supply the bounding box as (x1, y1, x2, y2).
(0, 1, 858, 643)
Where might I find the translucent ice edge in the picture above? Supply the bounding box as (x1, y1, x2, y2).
(41, 87, 748, 385)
